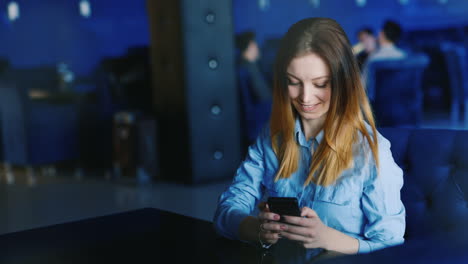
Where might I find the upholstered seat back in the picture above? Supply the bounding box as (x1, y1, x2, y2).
(440, 42, 468, 125)
(0, 69, 80, 166)
(367, 54, 429, 127)
(379, 128, 468, 240)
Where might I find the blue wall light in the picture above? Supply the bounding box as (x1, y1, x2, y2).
(399, 0, 409, 5)
(356, 0, 366, 7)
(7, 1, 20, 22)
(258, 0, 270, 11)
(310, 0, 320, 8)
(79, 0, 92, 18)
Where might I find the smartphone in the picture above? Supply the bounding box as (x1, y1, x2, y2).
(267, 197, 301, 222)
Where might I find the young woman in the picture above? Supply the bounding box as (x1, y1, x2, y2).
(213, 17, 405, 255)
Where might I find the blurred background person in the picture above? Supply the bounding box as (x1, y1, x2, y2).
(235, 31, 272, 103)
(235, 31, 272, 147)
(362, 19, 406, 101)
(368, 19, 406, 62)
(353, 27, 377, 71)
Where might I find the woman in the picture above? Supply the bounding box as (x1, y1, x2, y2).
(213, 17, 405, 255)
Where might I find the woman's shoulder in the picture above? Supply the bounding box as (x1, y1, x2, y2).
(247, 122, 280, 171)
(357, 122, 391, 149)
(352, 123, 393, 168)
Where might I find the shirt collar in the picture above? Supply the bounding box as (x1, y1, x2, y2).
(379, 43, 397, 51)
(294, 118, 324, 148)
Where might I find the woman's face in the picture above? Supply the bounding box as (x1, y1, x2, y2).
(287, 53, 331, 125)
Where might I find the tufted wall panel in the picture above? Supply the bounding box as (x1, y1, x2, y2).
(147, 0, 241, 184)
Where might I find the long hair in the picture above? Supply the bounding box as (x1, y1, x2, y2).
(270, 17, 379, 186)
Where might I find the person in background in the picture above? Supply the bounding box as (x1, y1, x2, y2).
(235, 31, 272, 145)
(352, 27, 377, 71)
(236, 31, 272, 102)
(363, 20, 406, 100)
(214, 17, 405, 257)
(367, 20, 405, 62)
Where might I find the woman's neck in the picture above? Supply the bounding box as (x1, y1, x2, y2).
(301, 116, 326, 141)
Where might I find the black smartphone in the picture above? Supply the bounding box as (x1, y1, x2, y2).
(267, 197, 301, 222)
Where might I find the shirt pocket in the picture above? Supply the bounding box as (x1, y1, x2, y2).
(312, 185, 354, 229)
(316, 184, 352, 206)
(315, 179, 362, 219)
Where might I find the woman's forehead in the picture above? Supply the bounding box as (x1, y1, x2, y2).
(286, 53, 330, 80)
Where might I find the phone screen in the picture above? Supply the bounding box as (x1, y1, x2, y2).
(267, 197, 301, 221)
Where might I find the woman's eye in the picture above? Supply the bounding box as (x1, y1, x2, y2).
(287, 79, 300, 86)
(315, 82, 328, 88)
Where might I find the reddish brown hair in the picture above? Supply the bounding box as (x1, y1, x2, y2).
(270, 17, 379, 186)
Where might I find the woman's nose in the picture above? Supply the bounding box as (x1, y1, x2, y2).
(300, 84, 314, 103)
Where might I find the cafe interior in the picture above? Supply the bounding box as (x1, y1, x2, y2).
(0, 0, 467, 263)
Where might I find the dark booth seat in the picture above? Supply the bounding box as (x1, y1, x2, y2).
(316, 231, 468, 264)
(0, 69, 80, 167)
(378, 127, 468, 240)
(366, 53, 430, 128)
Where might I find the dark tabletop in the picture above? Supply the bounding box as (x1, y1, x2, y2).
(0, 208, 268, 264)
(1, 208, 467, 264)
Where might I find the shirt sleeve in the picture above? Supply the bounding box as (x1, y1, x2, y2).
(212, 127, 268, 240)
(357, 134, 406, 253)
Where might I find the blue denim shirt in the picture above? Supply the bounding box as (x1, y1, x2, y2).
(213, 119, 405, 253)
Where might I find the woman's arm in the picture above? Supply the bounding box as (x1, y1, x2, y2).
(213, 126, 270, 241)
(280, 207, 359, 254)
(357, 135, 405, 253)
(322, 226, 359, 254)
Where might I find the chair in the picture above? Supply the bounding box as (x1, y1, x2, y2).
(366, 53, 430, 127)
(0, 68, 80, 184)
(379, 127, 468, 240)
(440, 42, 468, 126)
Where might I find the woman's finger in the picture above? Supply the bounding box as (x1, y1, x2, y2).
(260, 230, 281, 243)
(300, 206, 319, 218)
(257, 202, 267, 211)
(258, 211, 281, 222)
(261, 221, 283, 233)
(258, 202, 272, 212)
(279, 223, 313, 236)
(282, 215, 312, 227)
(279, 230, 310, 244)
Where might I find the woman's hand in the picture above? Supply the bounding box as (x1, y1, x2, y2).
(279, 206, 331, 249)
(256, 202, 283, 245)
